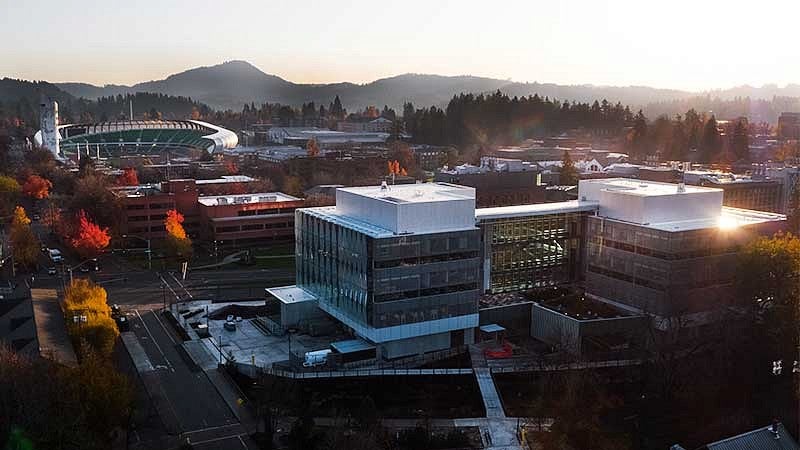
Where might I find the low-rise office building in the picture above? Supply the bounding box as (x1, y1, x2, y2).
(683, 170, 782, 213)
(272, 182, 481, 359)
(581, 178, 784, 319)
(112, 179, 303, 245)
(198, 193, 304, 245)
(435, 157, 545, 207)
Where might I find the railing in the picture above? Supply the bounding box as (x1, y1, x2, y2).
(233, 362, 473, 379)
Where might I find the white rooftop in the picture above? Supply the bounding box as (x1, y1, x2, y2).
(304, 182, 477, 237)
(197, 192, 300, 206)
(337, 182, 475, 204)
(476, 200, 599, 221)
(580, 178, 713, 197)
(195, 175, 256, 184)
(579, 178, 723, 227)
(266, 285, 317, 304)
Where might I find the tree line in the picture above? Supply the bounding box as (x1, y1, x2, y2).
(403, 91, 635, 147)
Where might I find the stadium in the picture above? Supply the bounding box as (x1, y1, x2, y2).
(34, 111, 238, 160)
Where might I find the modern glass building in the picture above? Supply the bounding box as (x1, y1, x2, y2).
(293, 183, 481, 359)
(579, 178, 786, 318)
(476, 202, 596, 294)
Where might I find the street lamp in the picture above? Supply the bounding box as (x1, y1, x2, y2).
(66, 258, 98, 284)
(123, 234, 151, 270)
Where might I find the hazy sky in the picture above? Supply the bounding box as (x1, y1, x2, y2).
(2, 0, 797, 91)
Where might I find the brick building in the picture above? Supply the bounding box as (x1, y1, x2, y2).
(197, 193, 304, 246)
(112, 178, 303, 245)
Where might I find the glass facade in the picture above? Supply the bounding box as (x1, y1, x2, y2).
(296, 210, 481, 332)
(481, 211, 588, 293)
(584, 216, 776, 316)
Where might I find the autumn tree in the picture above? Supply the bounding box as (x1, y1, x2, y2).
(535, 371, 631, 450)
(116, 167, 139, 186)
(165, 209, 192, 259)
(0, 175, 20, 217)
(282, 176, 304, 197)
(224, 160, 239, 175)
(306, 138, 320, 157)
(0, 344, 133, 450)
(69, 210, 111, 258)
(21, 174, 52, 199)
(70, 174, 121, 234)
(63, 278, 118, 357)
(736, 233, 800, 358)
(9, 206, 39, 269)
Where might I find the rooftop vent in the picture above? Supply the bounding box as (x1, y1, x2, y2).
(677, 183, 686, 193)
(379, 180, 389, 195)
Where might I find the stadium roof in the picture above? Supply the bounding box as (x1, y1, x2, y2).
(35, 119, 237, 156)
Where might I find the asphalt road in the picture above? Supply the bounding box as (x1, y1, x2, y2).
(131, 308, 237, 431)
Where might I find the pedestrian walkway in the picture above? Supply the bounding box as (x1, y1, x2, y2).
(475, 368, 505, 418)
(469, 345, 523, 449)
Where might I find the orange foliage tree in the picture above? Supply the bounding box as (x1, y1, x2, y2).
(116, 168, 139, 186)
(10, 206, 39, 269)
(69, 210, 110, 258)
(306, 138, 320, 157)
(21, 174, 52, 199)
(165, 209, 192, 258)
(387, 159, 408, 176)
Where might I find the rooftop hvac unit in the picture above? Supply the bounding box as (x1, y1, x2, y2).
(259, 195, 278, 202)
(217, 197, 228, 205)
(234, 196, 250, 204)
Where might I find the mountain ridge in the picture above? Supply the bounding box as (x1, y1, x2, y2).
(43, 60, 800, 118)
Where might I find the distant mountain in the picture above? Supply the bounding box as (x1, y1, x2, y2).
(0, 78, 211, 126)
(1, 78, 76, 104)
(56, 61, 511, 111)
(52, 60, 800, 118)
(56, 82, 131, 100)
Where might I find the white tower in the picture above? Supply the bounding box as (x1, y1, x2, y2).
(39, 96, 61, 160)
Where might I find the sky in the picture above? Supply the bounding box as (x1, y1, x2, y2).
(2, 0, 798, 91)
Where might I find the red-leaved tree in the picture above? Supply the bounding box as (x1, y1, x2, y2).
(69, 210, 110, 258)
(117, 168, 139, 186)
(21, 174, 53, 199)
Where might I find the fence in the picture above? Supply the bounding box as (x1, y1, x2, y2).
(233, 361, 473, 379)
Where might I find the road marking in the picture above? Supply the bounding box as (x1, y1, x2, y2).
(189, 434, 246, 446)
(134, 309, 174, 372)
(170, 271, 194, 299)
(159, 273, 181, 301)
(149, 308, 177, 346)
(183, 423, 240, 436)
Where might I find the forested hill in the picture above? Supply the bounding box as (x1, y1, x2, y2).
(0, 78, 211, 129)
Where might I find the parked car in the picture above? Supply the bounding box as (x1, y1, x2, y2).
(32, 214, 40, 221)
(79, 266, 90, 273)
(47, 267, 57, 276)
